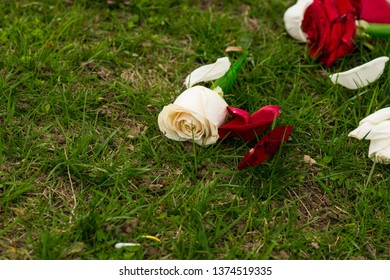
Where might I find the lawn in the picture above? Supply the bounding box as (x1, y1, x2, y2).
(0, 0, 389, 260)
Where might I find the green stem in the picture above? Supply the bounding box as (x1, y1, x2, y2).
(211, 50, 249, 94)
(358, 20, 390, 38)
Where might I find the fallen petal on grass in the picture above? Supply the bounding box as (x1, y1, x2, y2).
(237, 126, 293, 169)
(329, 56, 389, 89)
(184, 57, 231, 88)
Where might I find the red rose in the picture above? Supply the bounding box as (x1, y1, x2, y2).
(302, 0, 360, 67)
(360, 0, 390, 24)
(218, 105, 281, 143)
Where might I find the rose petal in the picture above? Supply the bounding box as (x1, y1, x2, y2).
(372, 144, 390, 164)
(349, 120, 390, 140)
(184, 57, 231, 88)
(329, 56, 389, 89)
(283, 0, 314, 42)
(224, 106, 251, 126)
(349, 107, 390, 164)
(348, 106, 390, 140)
(360, 0, 390, 24)
(358, 107, 390, 125)
(219, 105, 281, 142)
(237, 126, 293, 170)
(368, 138, 390, 158)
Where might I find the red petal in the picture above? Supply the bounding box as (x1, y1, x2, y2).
(360, 0, 390, 24)
(219, 105, 280, 142)
(218, 106, 250, 140)
(237, 126, 293, 170)
(249, 105, 281, 124)
(337, 0, 357, 15)
(226, 106, 250, 124)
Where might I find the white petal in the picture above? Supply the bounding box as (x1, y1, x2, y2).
(373, 148, 390, 164)
(283, 0, 313, 42)
(158, 104, 182, 141)
(184, 57, 231, 88)
(368, 139, 390, 158)
(349, 120, 390, 140)
(348, 123, 368, 139)
(358, 107, 390, 125)
(329, 56, 389, 90)
(368, 139, 390, 164)
(174, 85, 228, 127)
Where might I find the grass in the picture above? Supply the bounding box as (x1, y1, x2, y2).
(0, 0, 389, 260)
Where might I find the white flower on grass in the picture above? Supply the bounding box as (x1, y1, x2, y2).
(329, 56, 389, 89)
(283, 0, 314, 42)
(349, 107, 390, 164)
(184, 57, 231, 88)
(158, 57, 231, 146)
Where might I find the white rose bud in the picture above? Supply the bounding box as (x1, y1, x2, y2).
(349, 107, 390, 164)
(158, 85, 228, 146)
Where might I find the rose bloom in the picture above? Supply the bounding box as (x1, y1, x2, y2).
(301, 0, 360, 67)
(349, 107, 390, 164)
(158, 85, 228, 146)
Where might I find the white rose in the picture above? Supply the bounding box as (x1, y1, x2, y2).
(158, 85, 228, 146)
(349, 107, 390, 164)
(158, 57, 231, 145)
(283, 0, 313, 42)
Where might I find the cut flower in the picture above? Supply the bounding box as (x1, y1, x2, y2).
(158, 56, 234, 146)
(285, 0, 390, 66)
(329, 56, 389, 89)
(301, 0, 360, 67)
(348, 107, 390, 164)
(158, 85, 228, 146)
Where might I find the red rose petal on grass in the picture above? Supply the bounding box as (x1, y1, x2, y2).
(360, 0, 390, 24)
(237, 126, 293, 170)
(218, 105, 281, 142)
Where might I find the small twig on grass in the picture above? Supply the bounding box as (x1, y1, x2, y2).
(291, 190, 312, 218)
